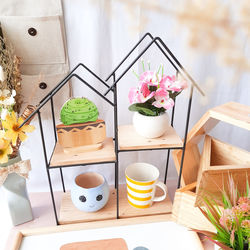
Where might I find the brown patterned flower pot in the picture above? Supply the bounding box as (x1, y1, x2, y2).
(56, 120, 106, 148)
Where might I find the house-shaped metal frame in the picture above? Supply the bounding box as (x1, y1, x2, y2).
(20, 32, 204, 225)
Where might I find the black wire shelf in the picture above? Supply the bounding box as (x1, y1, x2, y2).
(20, 32, 202, 225)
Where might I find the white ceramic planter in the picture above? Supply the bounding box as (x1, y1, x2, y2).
(133, 112, 170, 138)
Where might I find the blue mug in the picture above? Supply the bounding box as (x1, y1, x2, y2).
(71, 172, 109, 212)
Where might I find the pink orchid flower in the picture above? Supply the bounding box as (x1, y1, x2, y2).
(128, 84, 155, 104)
(139, 71, 160, 86)
(152, 96, 174, 110)
(128, 87, 140, 104)
(160, 75, 188, 92)
(140, 82, 151, 98)
(138, 91, 155, 103)
(155, 87, 168, 98)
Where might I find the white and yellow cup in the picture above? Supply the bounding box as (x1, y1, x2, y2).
(125, 163, 167, 209)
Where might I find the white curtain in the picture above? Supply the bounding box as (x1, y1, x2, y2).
(23, 0, 250, 192)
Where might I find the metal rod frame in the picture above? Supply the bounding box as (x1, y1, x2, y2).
(105, 32, 196, 201)
(20, 32, 198, 225)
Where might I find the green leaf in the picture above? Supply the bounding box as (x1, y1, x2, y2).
(246, 176, 249, 197)
(128, 103, 155, 116)
(128, 102, 166, 116)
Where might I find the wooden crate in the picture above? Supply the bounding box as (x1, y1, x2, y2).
(195, 135, 250, 206)
(172, 102, 250, 186)
(172, 182, 216, 233)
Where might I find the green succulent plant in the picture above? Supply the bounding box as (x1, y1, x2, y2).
(60, 97, 98, 125)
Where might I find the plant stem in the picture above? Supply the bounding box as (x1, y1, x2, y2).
(141, 59, 145, 72)
(147, 60, 150, 70)
(132, 70, 139, 79)
(157, 64, 162, 74)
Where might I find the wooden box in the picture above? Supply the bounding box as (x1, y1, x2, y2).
(172, 182, 216, 232)
(56, 120, 106, 148)
(172, 102, 250, 187)
(195, 135, 250, 206)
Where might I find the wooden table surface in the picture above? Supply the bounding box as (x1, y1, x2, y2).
(1, 182, 215, 250)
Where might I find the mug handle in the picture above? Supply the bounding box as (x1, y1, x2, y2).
(152, 181, 167, 202)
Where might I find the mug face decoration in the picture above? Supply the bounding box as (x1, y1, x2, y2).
(125, 163, 167, 209)
(71, 172, 109, 212)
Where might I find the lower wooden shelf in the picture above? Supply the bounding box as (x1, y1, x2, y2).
(59, 185, 172, 225)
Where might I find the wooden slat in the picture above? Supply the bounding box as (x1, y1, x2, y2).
(9, 231, 23, 250)
(196, 135, 212, 198)
(211, 137, 250, 166)
(118, 125, 183, 150)
(172, 144, 200, 187)
(210, 102, 250, 131)
(172, 182, 216, 233)
(50, 137, 116, 167)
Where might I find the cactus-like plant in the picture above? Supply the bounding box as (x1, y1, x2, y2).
(60, 98, 98, 125)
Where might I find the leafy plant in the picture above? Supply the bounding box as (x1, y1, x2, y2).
(196, 176, 250, 250)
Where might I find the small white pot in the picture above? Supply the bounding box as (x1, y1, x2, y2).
(133, 112, 170, 138)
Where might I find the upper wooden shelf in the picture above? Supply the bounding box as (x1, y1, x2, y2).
(118, 125, 183, 151)
(50, 137, 116, 167)
(209, 102, 250, 131)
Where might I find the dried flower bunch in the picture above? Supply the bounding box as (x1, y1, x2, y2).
(0, 27, 35, 164)
(0, 35, 22, 116)
(197, 176, 250, 250)
(128, 60, 187, 116)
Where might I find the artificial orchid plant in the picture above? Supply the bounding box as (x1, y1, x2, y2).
(128, 60, 188, 116)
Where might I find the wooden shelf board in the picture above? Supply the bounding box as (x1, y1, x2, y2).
(210, 102, 250, 131)
(59, 185, 172, 225)
(50, 137, 116, 167)
(59, 189, 117, 225)
(118, 125, 183, 150)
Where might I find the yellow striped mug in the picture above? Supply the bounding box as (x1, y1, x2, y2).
(125, 163, 167, 209)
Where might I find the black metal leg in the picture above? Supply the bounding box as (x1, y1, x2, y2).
(59, 168, 66, 193)
(113, 73, 119, 219)
(38, 111, 59, 225)
(164, 96, 176, 184)
(164, 150, 171, 184)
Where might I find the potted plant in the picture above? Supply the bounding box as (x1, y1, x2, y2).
(128, 60, 187, 138)
(196, 176, 250, 250)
